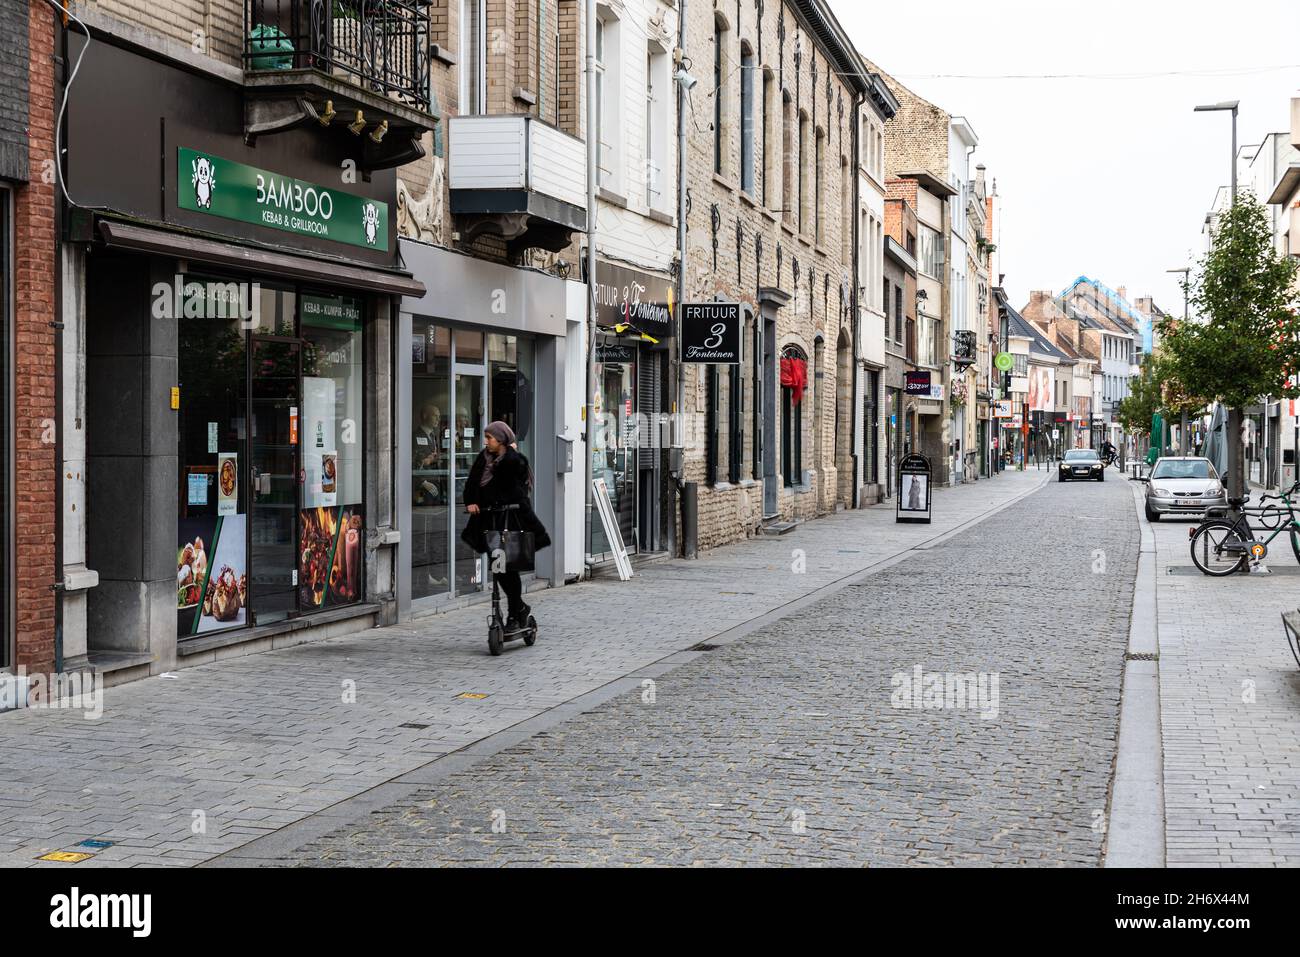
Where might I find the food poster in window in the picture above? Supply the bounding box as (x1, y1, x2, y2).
(302, 376, 336, 507)
(177, 514, 248, 636)
(299, 505, 364, 609)
(217, 453, 238, 516)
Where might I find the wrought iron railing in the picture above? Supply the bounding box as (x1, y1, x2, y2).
(245, 0, 432, 113)
(952, 329, 977, 365)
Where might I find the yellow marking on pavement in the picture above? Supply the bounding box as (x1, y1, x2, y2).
(37, 851, 93, 863)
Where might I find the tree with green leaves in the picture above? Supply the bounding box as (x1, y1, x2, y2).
(1117, 354, 1162, 436)
(1156, 194, 1300, 496)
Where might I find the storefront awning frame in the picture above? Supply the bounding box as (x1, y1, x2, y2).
(97, 220, 426, 298)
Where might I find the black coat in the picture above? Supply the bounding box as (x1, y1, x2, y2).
(460, 448, 552, 554)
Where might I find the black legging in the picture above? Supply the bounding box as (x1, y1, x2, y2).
(497, 570, 527, 620)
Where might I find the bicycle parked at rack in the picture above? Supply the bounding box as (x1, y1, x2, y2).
(1188, 480, 1300, 576)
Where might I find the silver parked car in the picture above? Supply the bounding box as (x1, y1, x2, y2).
(1141, 456, 1226, 521)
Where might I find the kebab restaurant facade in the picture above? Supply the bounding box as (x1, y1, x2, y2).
(59, 27, 426, 681)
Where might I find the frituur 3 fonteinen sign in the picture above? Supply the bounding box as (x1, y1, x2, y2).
(177, 148, 390, 252)
(682, 302, 742, 364)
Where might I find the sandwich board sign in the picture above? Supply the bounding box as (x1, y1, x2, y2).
(897, 453, 932, 525)
(592, 477, 633, 581)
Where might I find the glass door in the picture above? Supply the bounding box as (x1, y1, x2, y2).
(591, 343, 636, 558)
(451, 330, 487, 596)
(250, 339, 300, 624)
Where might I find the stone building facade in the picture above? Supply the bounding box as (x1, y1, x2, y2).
(680, 0, 867, 550)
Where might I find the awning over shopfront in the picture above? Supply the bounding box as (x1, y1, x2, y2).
(98, 220, 426, 298)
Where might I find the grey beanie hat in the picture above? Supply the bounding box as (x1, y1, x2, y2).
(485, 420, 516, 446)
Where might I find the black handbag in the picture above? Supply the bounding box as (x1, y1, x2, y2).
(484, 509, 536, 573)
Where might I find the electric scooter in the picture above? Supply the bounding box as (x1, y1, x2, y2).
(484, 504, 538, 656)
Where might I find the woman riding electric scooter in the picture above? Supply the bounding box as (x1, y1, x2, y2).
(461, 421, 551, 638)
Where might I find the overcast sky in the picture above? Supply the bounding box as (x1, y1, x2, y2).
(831, 0, 1300, 316)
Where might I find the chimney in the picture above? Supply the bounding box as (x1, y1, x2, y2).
(1117, 285, 1128, 304)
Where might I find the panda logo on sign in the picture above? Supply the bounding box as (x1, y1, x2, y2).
(191, 156, 215, 209)
(362, 202, 379, 246)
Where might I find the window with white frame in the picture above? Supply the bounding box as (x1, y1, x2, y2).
(595, 11, 623, 191)
(645, 43, 669, 208)
(918, 224, 944, 279)
(740, 44, 755, 194)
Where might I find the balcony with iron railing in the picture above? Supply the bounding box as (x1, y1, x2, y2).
(243, 0, 438, 170)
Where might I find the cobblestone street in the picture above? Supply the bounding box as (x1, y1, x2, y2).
(274, 476, 1139, 866)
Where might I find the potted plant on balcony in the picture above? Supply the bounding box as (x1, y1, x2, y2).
(950, 379, 969, 410)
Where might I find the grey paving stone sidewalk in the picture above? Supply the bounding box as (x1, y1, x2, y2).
(0, 469, 1045, 868)
(272, 475, 1138, 867)
(1148, 505, 1300, 867)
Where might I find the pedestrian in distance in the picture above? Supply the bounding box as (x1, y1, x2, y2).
(461, 421, 551, 632)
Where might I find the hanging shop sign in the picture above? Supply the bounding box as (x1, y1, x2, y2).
(994, 351, 1015, 373)
(177, 147, 390, 252)
(896, 453, 932, 525)
(993, 399, 1013, 418)
(590, 261, 675, 339)
(905, 371, 932, 395)
(681, 303, 742, 364)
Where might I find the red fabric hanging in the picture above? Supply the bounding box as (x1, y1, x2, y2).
(780, 357, 807, 405)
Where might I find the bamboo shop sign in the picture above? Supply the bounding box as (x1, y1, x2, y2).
(681, 303, 742, 364)
(177, 147, 390, 251)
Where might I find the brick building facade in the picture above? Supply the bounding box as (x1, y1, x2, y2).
(679, 0, 866, 550)
(0, 1, 58, 682)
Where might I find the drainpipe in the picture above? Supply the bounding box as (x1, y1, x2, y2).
(849, 88, 863, 509)
(582, 0, 598, 576)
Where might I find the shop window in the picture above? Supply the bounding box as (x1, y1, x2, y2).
(591, 339, 637, 557)
(411, 323, 452, 600)
(177, 282, 249, 639)
(300, 295, 366, 612)
(410, 323, 535, 604)
(176, 279, 367, 642)
(488, 333, 535, 462)
(252, 286, 296, 337)
(780, 345, 806, 487)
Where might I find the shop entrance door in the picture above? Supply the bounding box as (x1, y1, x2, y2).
(592, 343, 637, 558)
(451, 337, 487, 596)
(250, 339, 300, 624)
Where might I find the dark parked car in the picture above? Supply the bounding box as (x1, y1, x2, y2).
(1058, 448, 1104, 482)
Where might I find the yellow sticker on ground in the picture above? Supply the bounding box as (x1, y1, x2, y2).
(456, 693, 489, 700)
(37, 851, 93, 863)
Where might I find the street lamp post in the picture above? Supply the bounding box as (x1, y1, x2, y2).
(1166, 266, 1191, 454)
(1195, 100, 1242, 497)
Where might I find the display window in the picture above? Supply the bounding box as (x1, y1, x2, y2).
(177, 276, 366, 639)
(410, 321, 535, 602)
